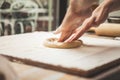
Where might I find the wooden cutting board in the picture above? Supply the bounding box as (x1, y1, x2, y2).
(0, 32, 120, 77)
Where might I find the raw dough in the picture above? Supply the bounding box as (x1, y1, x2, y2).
(43, 38, 83, 49)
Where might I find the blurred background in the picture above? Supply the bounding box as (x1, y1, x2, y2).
(0, 0, 68, 35)
(0, 0, 120, 36)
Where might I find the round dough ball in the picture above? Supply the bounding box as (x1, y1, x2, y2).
(43, 38, 83, 49)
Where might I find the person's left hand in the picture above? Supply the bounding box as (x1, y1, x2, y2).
(54, 0, 98, 42)
(54, 8, 89, 42)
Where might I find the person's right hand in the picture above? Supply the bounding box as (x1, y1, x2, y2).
(54, 0, 98, 42)
(63, 0, 120, 42)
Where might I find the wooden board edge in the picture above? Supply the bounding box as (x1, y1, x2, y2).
(1, 54, 120, 77)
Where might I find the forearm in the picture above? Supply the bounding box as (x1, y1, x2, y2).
(102, 0, 120, 13)
(69, 0, 99, 14)
(110, 0, 120, 12)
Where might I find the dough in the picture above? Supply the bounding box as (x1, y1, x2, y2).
(43, 38, 83, 49)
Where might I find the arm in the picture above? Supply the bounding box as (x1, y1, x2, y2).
(67, 0, 120, 42)
(109, 0, 120, 12)
(54, 0, 99, 42)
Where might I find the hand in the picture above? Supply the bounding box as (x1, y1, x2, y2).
(54, 0, 98, 42)
(66, 0, 111, 42)
(54, 8, 88, 42)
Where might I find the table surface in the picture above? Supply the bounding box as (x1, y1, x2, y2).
(0, 32, 120, 80)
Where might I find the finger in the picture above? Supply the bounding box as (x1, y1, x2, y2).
(58, 31, 73, 42)
(67, 16, 95, 42)
(66, 28, 84, 42)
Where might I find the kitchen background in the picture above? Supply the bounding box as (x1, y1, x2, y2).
(0, 0, 119, 36)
